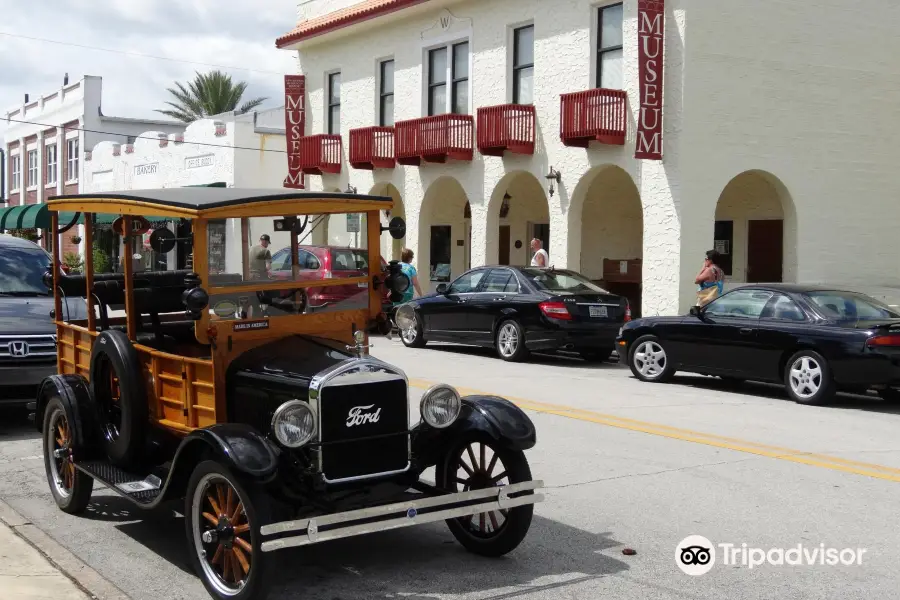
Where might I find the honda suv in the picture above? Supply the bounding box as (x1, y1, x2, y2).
(0, 235, 83, 406)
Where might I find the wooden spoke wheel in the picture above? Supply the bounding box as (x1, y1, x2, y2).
(187, 461, 274, 600)
(437, 436, 535, 557)
(42, 396, 93, 514)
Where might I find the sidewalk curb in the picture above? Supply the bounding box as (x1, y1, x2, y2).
(0, 499, 131, 600)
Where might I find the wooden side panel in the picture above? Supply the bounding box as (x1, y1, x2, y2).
(57, 325, 94, 379)
(138, 346, 216, 430)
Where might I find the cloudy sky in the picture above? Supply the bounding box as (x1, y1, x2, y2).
(0, 0, 299, 134)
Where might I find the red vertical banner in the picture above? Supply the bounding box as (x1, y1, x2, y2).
(284, 75, 306, 188)
(634, 0, 665, 160)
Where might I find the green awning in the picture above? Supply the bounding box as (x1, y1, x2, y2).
(0, 204, 32, 230)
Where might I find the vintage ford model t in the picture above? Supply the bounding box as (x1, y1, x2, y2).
(33, 188, 544, 600)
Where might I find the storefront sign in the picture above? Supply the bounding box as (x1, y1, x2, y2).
(634, 0, 665, 160)
(133, 163, 158, 176)
(185, 155, 214, 169)
(284, 75, 306, 189)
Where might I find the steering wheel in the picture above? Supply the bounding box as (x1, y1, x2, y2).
(257, 288, 308, 314)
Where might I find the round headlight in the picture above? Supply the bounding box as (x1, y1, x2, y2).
(271, 400, 316, 448)
(420, 384, 462, 429)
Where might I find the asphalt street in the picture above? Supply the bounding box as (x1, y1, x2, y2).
(1, 337, 899, 599)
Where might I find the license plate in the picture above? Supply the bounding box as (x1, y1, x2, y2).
(589, 306, 608, 318)
(357, 282, 368, 288)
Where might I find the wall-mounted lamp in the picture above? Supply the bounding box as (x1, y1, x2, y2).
(345, 184, 357, 194)
(545, 167, 561, 197)
(499, 192, 511, 218)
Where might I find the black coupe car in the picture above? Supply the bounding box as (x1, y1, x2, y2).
(394, 266, 630, 362)
(616, 284, 900, 405)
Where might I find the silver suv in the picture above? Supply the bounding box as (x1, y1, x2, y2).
(0, 235, 84, 406)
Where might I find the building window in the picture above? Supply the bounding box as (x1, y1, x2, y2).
(66, 138, 79, 181)
(597, 3, 624, 89)
(427, 41, 469, 116)
(27, 150, 38, 188)
(512, 25, 534, 104)
(10, 155, 20, 191)
(327, 72, 341, 135)
(46, 145, 57, 185)
(379, 60, 395, 127)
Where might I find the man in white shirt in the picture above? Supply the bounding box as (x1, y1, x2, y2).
(530, 238, 549, 267)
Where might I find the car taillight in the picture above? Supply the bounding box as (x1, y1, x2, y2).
(624, 300, 632, 322)
(539, 301, 572, 320)
(866, 334, 900, 347)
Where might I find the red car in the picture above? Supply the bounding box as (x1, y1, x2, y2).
(270, 245, 391, 311)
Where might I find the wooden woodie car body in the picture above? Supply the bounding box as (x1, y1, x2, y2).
(34, 188, 544, 600)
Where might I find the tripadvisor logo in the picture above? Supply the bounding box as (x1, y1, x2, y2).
(676, 536, 867, 575)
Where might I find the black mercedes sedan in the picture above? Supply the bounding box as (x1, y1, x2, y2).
(616, 284, 900, 405)
(394, 266, 630, 362)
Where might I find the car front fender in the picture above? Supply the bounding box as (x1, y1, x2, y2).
(412, 395, 536, 468)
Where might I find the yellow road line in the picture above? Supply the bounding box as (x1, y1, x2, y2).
(408, 378, 900, 483)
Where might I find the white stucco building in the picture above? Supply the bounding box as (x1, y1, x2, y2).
(2, 75, 185, 256)
(275, 0, 900, 315)
(83, 106, 362, 275)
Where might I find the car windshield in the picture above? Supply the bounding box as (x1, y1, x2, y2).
(804, 290, 900, 320)
(0, 246, 51, 295)
(520, 268, 608, 293)
(331, 249, 369, 271)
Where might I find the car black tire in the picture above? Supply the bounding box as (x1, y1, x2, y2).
(436, 436, 534, 557)
(784, 349, 836, 406)
(398, 308, 426, 348)
(89, 330, 148, 467)
(42, 396, 93, 514)
(580, 349, 613, 363)
(495, 319, 530, 362)
(185, 460, 277, 600)
(627, 335, 674, 383)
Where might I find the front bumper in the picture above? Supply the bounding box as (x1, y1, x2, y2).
(259, 479, 544, 552)
(0, 363, 57, 405)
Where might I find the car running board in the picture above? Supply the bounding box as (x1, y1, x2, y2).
(76, 460, 169, 507)
(259, 480, 544, 552)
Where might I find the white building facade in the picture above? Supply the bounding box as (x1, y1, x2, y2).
(277, 0, 900, 315)
(3, 75, 185, 257)
(83, 107, 361, 275)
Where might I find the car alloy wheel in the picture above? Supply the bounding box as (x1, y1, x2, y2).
(633, 341, 667, 379)
(497, 323, 519, 358)
(192, 473, 255, 597)
(788, 356, 823, 400)
(401, 314, 418, 344)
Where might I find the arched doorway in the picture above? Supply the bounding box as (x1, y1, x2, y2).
(486, 172, 550, 266)
(713, 170, 796, 284)
(568, 165, 643, 315)
(370, 182, 405, 261)
(419, 176, 470, 292)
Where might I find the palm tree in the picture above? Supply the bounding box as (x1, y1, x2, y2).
(156, 70, 268, 123)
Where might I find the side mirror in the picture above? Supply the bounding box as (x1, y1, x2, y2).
(382, 217, 406, 240)
(436, 283, 448, 294)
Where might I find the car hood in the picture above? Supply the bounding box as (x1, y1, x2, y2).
(0, 295, 88, 334)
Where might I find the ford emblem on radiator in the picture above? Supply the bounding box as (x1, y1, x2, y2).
(346, 404, 382, 427)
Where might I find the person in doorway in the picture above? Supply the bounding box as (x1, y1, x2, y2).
(530, 238, 549, 267)
(695, 249, 725, 305)
(249, 234, 272, 280)
(397, 248, 424, 305)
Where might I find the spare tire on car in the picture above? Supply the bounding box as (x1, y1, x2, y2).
(89, 330, 148, 467)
